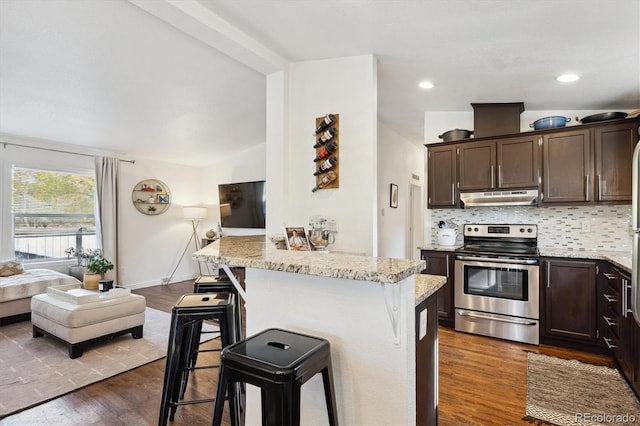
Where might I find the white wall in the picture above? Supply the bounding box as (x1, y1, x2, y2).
(269, 55, 378, 255)
(377, 122, 425, 259)
(117, 158, 207, 288)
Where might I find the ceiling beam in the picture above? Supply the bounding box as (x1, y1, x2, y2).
(128, 0, 288, 75)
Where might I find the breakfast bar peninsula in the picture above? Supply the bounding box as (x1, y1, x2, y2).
(193, 235, 445, 425)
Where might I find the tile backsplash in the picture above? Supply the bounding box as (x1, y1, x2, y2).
(429, 205, 632, 251)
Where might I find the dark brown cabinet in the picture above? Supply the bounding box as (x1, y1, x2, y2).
(598, 265, 638, 396)
(542, 121, 638, 205)
(458, 135, 539, 191)
(541, 258, 597, 343)
(458, 141, 495, 191)
(427, 145, 458, 208)
(415, 294, 438, 425)
(541, 129, 591, 204)
(420, 250, 455, 326)
(593, 121, 638, 202)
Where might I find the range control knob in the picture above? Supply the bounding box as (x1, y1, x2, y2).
(474, 227, 479, 232)
(528, 228, 533, 233)
(520, 228, 525, 233)
(467, 227, 472, 232)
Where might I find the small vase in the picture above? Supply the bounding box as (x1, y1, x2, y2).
(83, 273, 102, 290)
(69, 265, 86, 281)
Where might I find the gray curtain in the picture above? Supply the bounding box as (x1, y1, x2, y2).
(94, 157, 119, 281)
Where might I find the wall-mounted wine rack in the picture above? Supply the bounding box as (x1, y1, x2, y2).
(312, 113, 340, 192)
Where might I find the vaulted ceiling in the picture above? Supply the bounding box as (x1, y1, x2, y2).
(1, 0, 638, 166)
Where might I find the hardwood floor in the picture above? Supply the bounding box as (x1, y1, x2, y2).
(2, 282, 614, 425)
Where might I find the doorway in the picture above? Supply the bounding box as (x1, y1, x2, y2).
(408, 182, 423, 260)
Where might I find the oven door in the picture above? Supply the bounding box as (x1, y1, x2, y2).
(454, 257, 539, 319)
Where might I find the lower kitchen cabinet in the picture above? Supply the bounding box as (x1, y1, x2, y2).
(420, 250, 455, 326)
(415, 294, 438, 425)
(598, 264, 639, 397)
(541, 258, 598, 345)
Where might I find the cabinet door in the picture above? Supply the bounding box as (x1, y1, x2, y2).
(543, 259, 597, 342)
(496, 135, 540, 189)
(458, 141, 496, 191)
(594, 122, 638, 202)
(427, 145, 458, 208)
(542, 129, 591, 204)
(421, 251, 454, 323)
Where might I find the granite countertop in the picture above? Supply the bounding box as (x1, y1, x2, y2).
(193, 235, 426, 284)
(539, 247, 632, 272)
(415, 274, 446, 305)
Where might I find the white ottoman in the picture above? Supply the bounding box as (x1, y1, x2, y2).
(31, 292, 146, 358)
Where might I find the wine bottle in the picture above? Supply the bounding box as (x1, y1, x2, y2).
(314, 114, 335, 135)
(313, 156, 337, 176)
(313, 141, 337, 162)
(312, 171, 337, 192)
(313, 128, 337, 148)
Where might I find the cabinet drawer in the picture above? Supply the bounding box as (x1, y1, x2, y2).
(601, 288, 621, 316)
(602, 306, 620, 338)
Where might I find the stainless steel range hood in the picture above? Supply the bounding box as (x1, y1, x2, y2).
(460, 189, 539, 207)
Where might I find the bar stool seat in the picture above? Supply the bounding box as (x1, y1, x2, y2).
(213, 328, 338, 426)
(159, 292, 238, 426)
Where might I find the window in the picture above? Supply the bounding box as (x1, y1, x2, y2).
(12, 166, 97, 262)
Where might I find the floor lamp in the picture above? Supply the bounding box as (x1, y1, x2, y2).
(166, 206, 208, 284)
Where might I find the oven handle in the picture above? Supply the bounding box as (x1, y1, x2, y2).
(456, 309, 538, 326)
(455, 255, 539, 265)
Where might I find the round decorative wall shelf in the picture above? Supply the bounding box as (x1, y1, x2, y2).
(132, 179, 171, 215)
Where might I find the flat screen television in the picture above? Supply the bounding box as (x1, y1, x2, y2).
(218, 180, 266, 228)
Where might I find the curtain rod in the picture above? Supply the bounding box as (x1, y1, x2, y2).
(2, 142, 135, 164)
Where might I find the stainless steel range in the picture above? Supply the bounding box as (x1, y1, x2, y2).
(454, 224, 540, 345)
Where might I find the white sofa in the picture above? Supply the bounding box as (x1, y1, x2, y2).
(0, 269, 81, 320)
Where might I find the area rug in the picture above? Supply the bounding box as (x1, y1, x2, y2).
(525, 352, 640, 426)
(0, 307, 218, 419)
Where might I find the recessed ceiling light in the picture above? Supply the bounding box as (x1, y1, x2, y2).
(418, 81, 434, 89)
(556, 74, 580, 83)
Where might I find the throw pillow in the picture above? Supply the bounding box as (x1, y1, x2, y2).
(0, 258, 24, 277)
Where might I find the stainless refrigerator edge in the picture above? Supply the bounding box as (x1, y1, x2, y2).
(632, 141, 640, 325)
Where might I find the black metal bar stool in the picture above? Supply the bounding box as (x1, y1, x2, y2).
(212, 328, 338, 426)
(159, 292, 238, 426)
(176, 273, 245, 400)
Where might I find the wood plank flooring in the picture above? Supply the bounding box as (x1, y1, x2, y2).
(2, 281, 614, 425)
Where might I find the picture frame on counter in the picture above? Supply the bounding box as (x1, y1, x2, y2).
(283, 226, 311, 251)
(390, 184, 398, 208)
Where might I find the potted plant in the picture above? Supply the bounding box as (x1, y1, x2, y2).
(83, 251, 114, 290)
(65, 247, 94, 280)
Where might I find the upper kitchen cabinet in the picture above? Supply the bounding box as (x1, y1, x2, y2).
(427, 144, 458, 208)
(458, 135, 539, 191)
(593, 121, 638, 202)
(541, 120, 639, 205)
(541, 129, 591, 204)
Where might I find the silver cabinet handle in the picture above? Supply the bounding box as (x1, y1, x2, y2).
(490, 165, 494, 188)
(451, 183, 455, 205)
(547, 262, 551, 288)
(456, 309, 537, 326)
(585, 175, 590, 201)
(603, 272, 618, 280)
(603, 315, 617, 326)
(603, 294, 618, 303)
(597, 175, 602, 200)
(445, 254, 450, 278)
(603, 337, 618, 349)
(622, 278, 628, 318)
(498, 164, 503, 187)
